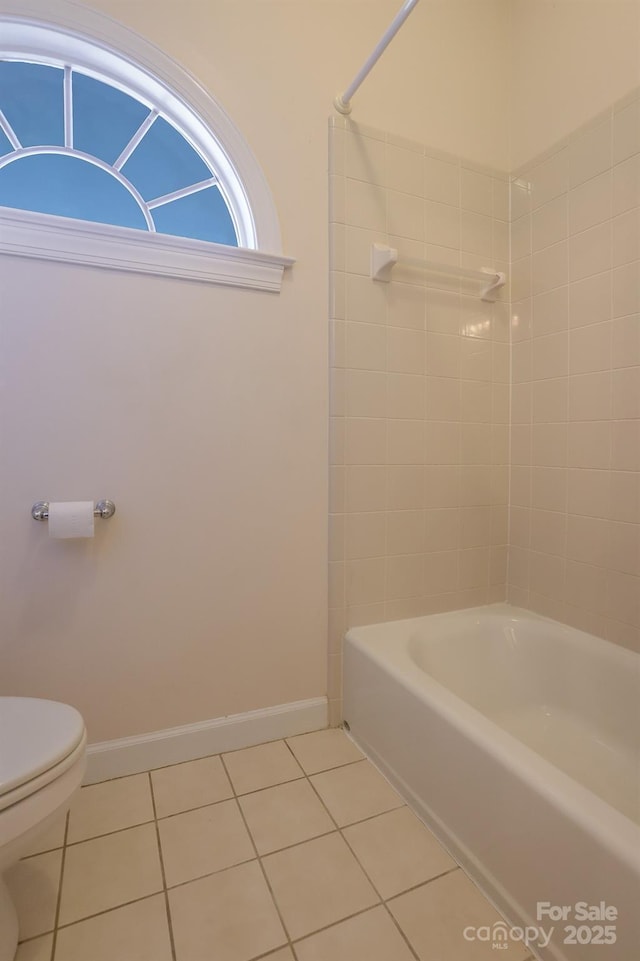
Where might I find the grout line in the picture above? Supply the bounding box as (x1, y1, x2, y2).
(47, 810, 70, 961)
(49, 891, 165, 934)
(219, 751, 297, 957)
(147, 772, 177, 961)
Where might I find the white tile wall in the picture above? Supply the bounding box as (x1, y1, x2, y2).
(328, 119, 510, 715)
(508, 89, 640, 649)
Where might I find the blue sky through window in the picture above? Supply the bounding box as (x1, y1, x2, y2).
(153, 186, 237, 245)
(121, 115, 213, 201)
(0, 61, 63, 147)
(0, 59, 239, 246)
(0, 154, 148, 229)
(72, 72, 150, 166)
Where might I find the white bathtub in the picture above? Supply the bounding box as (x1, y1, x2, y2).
(343, 603, 640, 961)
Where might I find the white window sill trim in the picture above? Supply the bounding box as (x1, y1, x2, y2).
(0, 207, 295, 291)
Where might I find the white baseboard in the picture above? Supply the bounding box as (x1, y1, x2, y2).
(84, 697, 328, 784)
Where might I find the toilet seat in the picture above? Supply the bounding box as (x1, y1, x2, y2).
(0, 698, 86, 812)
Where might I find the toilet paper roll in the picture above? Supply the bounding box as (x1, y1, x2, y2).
(48, 501, 95, 539)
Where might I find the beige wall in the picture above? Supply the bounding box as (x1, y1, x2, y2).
(507, 90, 640, 650)
(328, 120, 511, 718)
(0, 1, 510, 741)
(509, 0, 640, 169)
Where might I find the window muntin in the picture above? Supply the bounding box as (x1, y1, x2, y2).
(0, 59, 239, 245)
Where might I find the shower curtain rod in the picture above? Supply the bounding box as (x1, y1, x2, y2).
(334, 0, 421, 115)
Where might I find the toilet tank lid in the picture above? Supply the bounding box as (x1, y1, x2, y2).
(0, 697, 86, 797)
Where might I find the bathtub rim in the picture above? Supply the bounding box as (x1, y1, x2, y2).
(344, 603, 640, 873)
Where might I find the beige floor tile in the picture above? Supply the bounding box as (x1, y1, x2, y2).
(151, 755, 233, 818)
(59, 822, 163, 925)
(239, 779, 335, 855)
(20, 815, 66, 858)
(286, 729, 363, 774)
(54, 893, 172, 961)
(263, 950, 295, 961)
(6, 850, 61, 939)
(158, 799, 254, 887)
(222, 740, 303, 794)
(294, 905, 416, 961)
(67, 774, 154, 843)
(309, 760, 403, 826)
(14, 934, 54, 961)
(262, 832, 379, 940)
(343, 806, 456, 898)
(388, 869, 530, 960)
(169, 860, 287, 961)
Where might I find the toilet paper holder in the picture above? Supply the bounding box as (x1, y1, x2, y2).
(31, 500, 116, 521)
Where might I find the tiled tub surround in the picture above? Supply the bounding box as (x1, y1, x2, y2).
(508, 89, 640, 649)
(329, 118, 511, 720)
(7, 730, 534, 961)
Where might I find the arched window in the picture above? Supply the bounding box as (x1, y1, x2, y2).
(0, 0, 292, 290)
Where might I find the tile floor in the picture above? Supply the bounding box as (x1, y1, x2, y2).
(9, 729, 535, 961)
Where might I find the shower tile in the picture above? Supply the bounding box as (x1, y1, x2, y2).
(385, 553, 424, 599)
(346, 273, 387, 325)
(345, 416, 386, 465)
(613, 262, 640, 317)
(568, 272, 611, 329)
(533, 240, 568, 294)
(343, 807, 456, 898)
(345, 321, 386, 371)
(169, 860, 287, 961)
(388, 190, 425, 241)
(157, 799, 254, 887)
(53, 894, 172, 961)
(67, 773, 154, 843)
(345, 511, 386, 559)
(461, 168, 493, 216)
(569, 221, 611, 282)
(6, 850, 61, 939)
(59, 823, 162, 925)
(386, 508, 426, 553)
(345, 465, 387, 513)
(613, 98, 640, 164)
(345, 179, 386, 232)
(294, 906, 416, 961)
(533, 194, 567, 251)
(569, 322, 611, 374)
(493, 179, 510, 222)
(346, 557, 386, 605)
(385, 465, 425, 510)
(386, 143, 423, 196)
(261, 833, 378, 940)
(612, 154, 640, 216)
(424, 155, 459, 206)
(568, 171, 611, 235)
(286, 728, 362, 774)
(388, 869, 530, 961)
(346, 370, 387, 418)
(387, 327, 425, 374)
(569, 116, 611, 188)
(609, 508, 639, 569)
(309, 759, 403, 827)
(424, 200, 460, 248)
(239, 779, 334, 854)
(387, 419, 424, 465)
(222, 740, 303, 795)
(612, 209, 640, 266)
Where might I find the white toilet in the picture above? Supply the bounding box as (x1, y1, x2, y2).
(0, 697, 87, 961)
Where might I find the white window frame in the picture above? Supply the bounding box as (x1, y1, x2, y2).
(0, 0, 294, 291)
